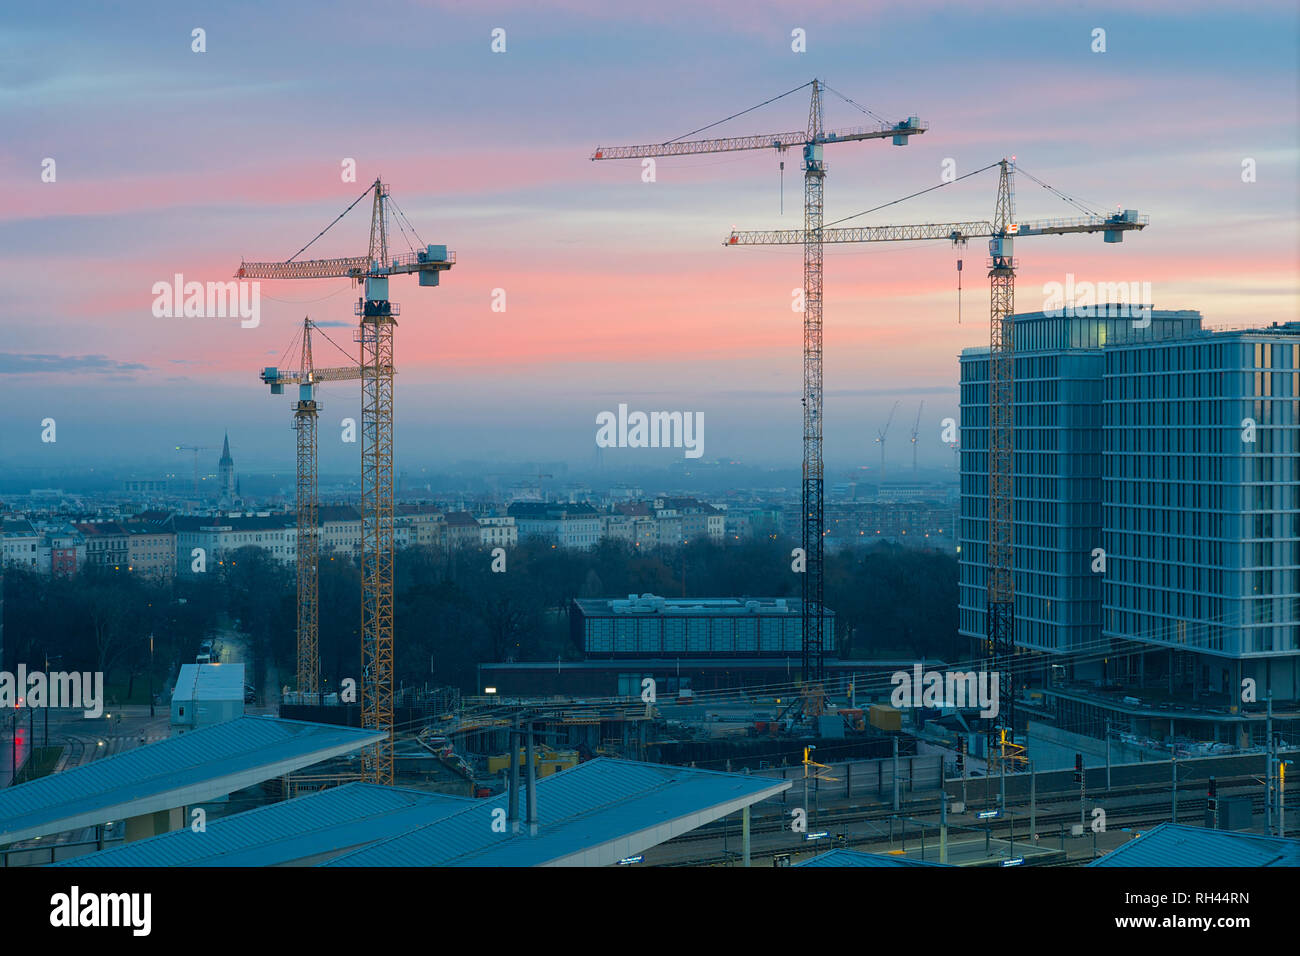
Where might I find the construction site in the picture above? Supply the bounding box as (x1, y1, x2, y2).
(2, 76, 1296, 873)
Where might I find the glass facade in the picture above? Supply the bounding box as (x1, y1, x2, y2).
(576, 597, 834, 658)
(959, 308, 1205, 656)
(1103, 334, 1300, 662)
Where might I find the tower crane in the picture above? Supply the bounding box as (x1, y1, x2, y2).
(909, 400, 925, 473)
(874, 400, 900, 480)
(593, 79, 925, 683)
(237, 178, 455, 784)
(260, 316, 364, 699)
(174, 445, 212, 497)
(724, 158, 1148, 745)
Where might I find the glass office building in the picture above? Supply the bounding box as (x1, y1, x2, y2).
(1102, 324, 1300, 697)
(958, 307, 1205, 664)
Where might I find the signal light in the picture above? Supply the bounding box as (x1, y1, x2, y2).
(1074, 753, 1083, 784)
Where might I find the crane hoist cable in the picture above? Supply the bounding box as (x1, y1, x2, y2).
(387, 195, 427, 252)
(314, 323, 359, 365)
(284, 181, 377, 264)
(827, 160, 1001, 228)
(820, 82, 893, 126)
(260, 285, 355, 306)
(385, 196, 420, 255)
(662, 80, 813, 145)
(276, 321, 304, 369)
(1015, 164, 1109, 218)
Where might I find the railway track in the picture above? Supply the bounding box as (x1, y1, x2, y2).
(658, 773, 1285, 865)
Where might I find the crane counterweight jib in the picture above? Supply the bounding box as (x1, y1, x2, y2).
(262, 365, 366, 388)
(236, 247, 454, 282)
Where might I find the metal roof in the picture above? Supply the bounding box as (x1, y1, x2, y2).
(325, 757, 790, 867)
(481, 657, 930, 672)
(1088, 823, 1300, 867)
(795, 849, 949, 867)
(54, 782, 473, 867)
(481, 657, 839, 671)
(172, 662, 245, 703)
(573, 595, 827, 618)
(0, 716, 383, 845)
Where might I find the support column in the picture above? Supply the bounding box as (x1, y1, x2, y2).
(742, 806, 751, 868)
(892, 737, 900, 811)
(525, 722, 537, 834)
(940, 791, 948, 864)
(508, 725, 520, 833)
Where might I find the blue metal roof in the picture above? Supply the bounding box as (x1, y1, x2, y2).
(795, 849, 949, 867)
(0, 716, 383, 845)
(53, 782, 473, 866)
(325, 757, 790, 867)
(1089, 823, 1300, 867)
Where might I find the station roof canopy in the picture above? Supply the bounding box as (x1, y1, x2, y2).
(795, 849, 949, 867)
(56, 782, 473, 867)
(1088, 823, 1300, 867)
(0, 716, 383, 846)
(325, 757, 790, 867)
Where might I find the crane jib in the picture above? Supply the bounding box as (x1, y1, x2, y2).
(591, 120, 925, 161)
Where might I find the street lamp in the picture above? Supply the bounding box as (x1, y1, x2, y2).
(43, 653, 63, 748)
(148, 633, 156, 718)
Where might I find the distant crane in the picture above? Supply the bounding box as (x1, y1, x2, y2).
(593, 79, 925, 683)
(724, 158, 1148, 744)
(874, 401, 900, 481)
(237, 178, 455, 784)
(261, 316, 363, 698)
(174, 445, 212, 497)
(909, 401, 925, 473)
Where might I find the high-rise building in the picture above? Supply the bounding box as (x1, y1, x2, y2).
(959, 306, 1204, 659)
(1103, 324, 1300, 697)
(959, 309, 1300, 725)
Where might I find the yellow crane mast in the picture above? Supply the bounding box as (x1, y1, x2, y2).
(261, 316, 364, 699)
(238, 180, 454, 783)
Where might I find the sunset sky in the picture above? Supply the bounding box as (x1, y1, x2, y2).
(1, 0, 1296, 476)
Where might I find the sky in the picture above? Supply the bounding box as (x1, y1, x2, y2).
(1, 0, 1296, 478)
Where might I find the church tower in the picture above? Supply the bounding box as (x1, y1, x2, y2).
(218, 432, 236, 504)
